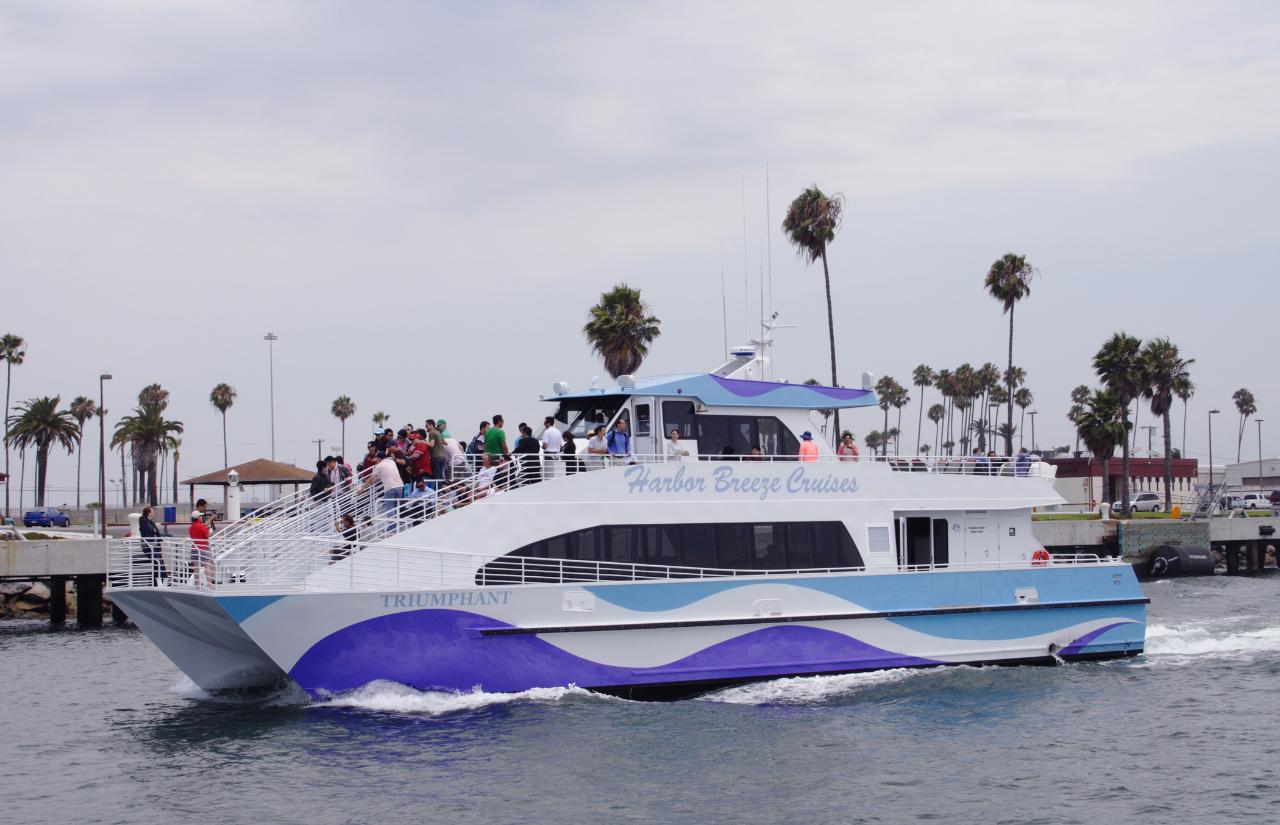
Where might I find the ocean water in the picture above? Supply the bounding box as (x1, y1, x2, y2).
(3, 575, 1278, 825)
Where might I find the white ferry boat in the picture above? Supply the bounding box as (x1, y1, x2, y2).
(106, 351, 1147, 699)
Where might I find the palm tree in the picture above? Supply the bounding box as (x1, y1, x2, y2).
(928, 403, 945, 456)
(1094, 333, 1144, 515)
(1142, 338, 1194, 512)
(1075, 389, 1125, 508)
(912, 365, 935, 459)
(112, 397, 183, 506)
(874, 376, 900, 456)
(1070, 384, 1090, 454)
(892, 384, 910, 455)
(983, 254, 1035, 456)
(5, 396, 79, 507)
(331, 396, 357, 457)
(171, 437, 181, 505)
(372, 411, 390, 432)
(803, 378, 834, 437)
(68, 396, 97, 508)
(582, 283, 662, 379)
(1, 333, 26, 517)
(783, 186, 845, 441)
(1233, 388, 1256, 463)
(865, 431, 883, 453)
(1174, 375, 1194, 457)
(209, 383, 237, 468)
(1014, 387, 1034, 449)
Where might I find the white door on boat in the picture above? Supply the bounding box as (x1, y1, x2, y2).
(963, 514, 992, 564)
(633, 399, 655, 456)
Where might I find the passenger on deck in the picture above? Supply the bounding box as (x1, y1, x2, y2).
(310, 460, 333, 500)
(586, 424, 608, 468)
(188, 510, 213, 585)
(138, 505, 167, 585)
(606, 418, 632, 463)
(799, 431, 819, 462)
(837, 431, 860, 462)
(540, 416, 563, 477)
(407, 478, 439, 523)
(667, 428, 690, 461)
(334, 514, 357, 562)
(484, 414, 509, 468)
(1016, 447, 1031, 476)
(512, 423, 542, 484)
(426, 420, 448, 483)
(561, 430, 581, 473)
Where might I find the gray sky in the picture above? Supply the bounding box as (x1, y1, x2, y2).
(3, 1, 1278, 503)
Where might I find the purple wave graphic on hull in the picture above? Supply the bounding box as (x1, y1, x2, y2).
(1058, 622, 1137, 657)
(287, 609, 939, 696)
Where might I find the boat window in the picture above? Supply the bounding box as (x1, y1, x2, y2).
(555, 396, 626, 438)
(867, 525, 892, 557)
(933, 519, 949, 567)
(477, 521, 864, 584)
(635, 404, 651, 437)
(659, 402, 799, 457)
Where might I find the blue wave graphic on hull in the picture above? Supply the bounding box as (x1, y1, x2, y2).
(287, 609, 939, 696)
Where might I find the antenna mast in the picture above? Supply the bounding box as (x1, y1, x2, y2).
(719, 242, 728, 359)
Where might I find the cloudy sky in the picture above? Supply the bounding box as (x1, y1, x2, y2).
(3, 1, 1277, 504)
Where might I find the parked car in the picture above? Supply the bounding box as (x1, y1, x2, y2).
(1268, 489, 1280, 506)
(1112, 492, 1162, 512)
(22, 508, 71, 528)
(1236, 492, 1272, 511)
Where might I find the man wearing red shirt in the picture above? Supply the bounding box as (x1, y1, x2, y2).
(409, 429, 432, 481)
(188, 510, 212, 585)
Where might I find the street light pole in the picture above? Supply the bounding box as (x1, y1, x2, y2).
(1208, 408, 1220, 497)
(313, 438, 324, 461)
(264, 332, 278, 461)
(98, 373, 111, 538)
(1257, 419, 1265, 493)
(1028, 410, 1038, 454)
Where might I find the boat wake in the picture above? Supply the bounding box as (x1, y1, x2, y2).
(701, 667, 932, 705)
(1144, 622, 1280, 660)
(316, 680, 618, 716)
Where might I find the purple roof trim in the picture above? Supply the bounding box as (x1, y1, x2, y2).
(709, 374, 872, 401)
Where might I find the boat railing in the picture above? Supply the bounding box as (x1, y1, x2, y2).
(106, 531, 1115, 594)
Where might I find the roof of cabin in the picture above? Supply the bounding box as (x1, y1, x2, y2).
(547, 373, 877, 410)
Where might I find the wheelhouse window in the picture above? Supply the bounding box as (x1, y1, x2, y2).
(554, 396, 626, 438)
(477, 521, 864, 584)
(659, 401, 800, 457)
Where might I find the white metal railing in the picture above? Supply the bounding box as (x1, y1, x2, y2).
(106, 530, 1114, 594)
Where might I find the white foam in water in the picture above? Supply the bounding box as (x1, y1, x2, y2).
(1145, 622, 1280, 658)
(702, 668, 925, 705)
(319, 680, 612, 716)
(169, 675, 212, 700)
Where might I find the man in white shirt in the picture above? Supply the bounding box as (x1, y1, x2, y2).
(667, 428, 691, 461)
(540, 416, 564, 478)
(586, 425, 608, 470)
(364, 453, 405, 533)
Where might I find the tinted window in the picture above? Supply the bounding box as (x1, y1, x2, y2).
(477, 521, 865, 584)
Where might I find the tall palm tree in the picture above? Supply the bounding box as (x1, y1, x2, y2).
(68, 396, 97, 509)
(874, 376, 900, 456)
(1074, 389, 1125, 508)
(1070, 384, 1091, 454)
(865, 431, 883, 453)
(912, 365, 935, 459)
(331, 396, 357, 457)
(582, 283, 662, 380)
(5, 396, 79, 507)
(372, 411, 390, 432)
(112, 399, 183, 506)
(928, 403, 945, 456)
(1014, 387, 1034, 449)
(1174, 375, 1194, 457)
(983, 254, 1035, 456)
(1233, 388, 1256, 463)
(783, 186, 845, 442)
(1142, 338, 1194, 511)
(209, 383, 237, 468)
(1094, 333, 1144, 515)
(171, 437, 181, 505)
(803, 378, 834, 437)
(1, 333, 26, 517)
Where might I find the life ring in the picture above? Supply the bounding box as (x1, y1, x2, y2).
(1031, 549, 1051, 567)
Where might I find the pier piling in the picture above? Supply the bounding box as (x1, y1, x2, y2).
(49, 576, 67, 625)
(76, 575, 104, 629)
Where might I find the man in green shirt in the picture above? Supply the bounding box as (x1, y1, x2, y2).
(427, 420, 448, 481)
(483, 414, 508, 467)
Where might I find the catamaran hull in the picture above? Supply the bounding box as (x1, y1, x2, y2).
(112, 565, 1147, 698)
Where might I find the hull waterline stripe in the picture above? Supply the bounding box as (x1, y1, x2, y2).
(477, 597, 1150, 637)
